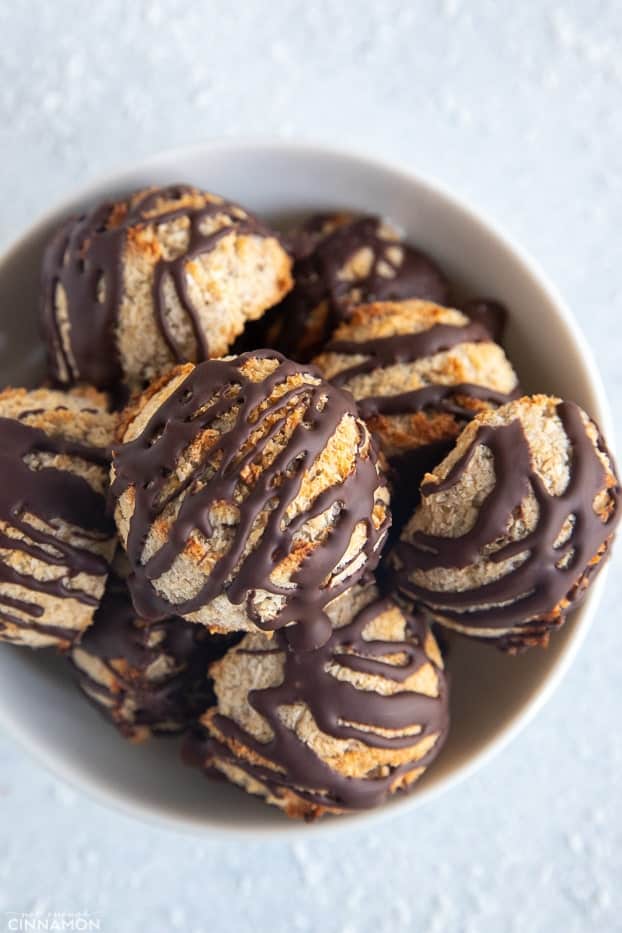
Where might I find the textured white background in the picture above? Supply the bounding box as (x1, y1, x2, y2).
(1, 2, 622, 931)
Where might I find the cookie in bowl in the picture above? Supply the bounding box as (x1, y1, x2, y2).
(41, 184, 293, 396)
(264, 212, 448, 361)
(313, 298, 519, 520)
(70, 572, 236, 741)
(391, 395, 620, 651)
(0, 386, 117, 649)
(190, 580, 448, 820)
(110, 352, 390, 650)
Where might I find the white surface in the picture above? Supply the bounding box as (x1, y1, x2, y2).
(0, 141, 611, 838)
(0, 2, 621, 931)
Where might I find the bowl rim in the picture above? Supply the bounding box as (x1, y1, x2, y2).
(0, 137, 613, 839)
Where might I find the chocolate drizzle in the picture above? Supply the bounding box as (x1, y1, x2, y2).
(73, 574, 235, 736)
(357, 383, 519, 421)
(395, 401, 620, 632)
(272, 215, 449, 361)
(110, 352, 389, 651)
(326, 318, 494, 389)
(41, 185, 272, 392)
(203, 597, 448, 813)
(0, 417, 112, 642)
(41, 204, 124, 391)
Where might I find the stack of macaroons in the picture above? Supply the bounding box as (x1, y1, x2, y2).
(0, 188, 618, 822)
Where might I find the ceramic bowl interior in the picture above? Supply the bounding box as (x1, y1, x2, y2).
(0, 141, 611, 835)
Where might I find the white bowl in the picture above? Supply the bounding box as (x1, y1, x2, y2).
(0, 140, 613, 836)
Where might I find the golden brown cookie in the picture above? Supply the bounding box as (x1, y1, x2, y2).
(0, 386, 117, 649)
(70, 572, 236, 741)
(313, 299, 519, 519)
(110, 352, 390, 650)
(193, 581, 448, 819)
(41, 185, 293, 395)
(391, 395, 620, 651)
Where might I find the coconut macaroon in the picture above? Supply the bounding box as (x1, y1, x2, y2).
(41, 184, 293, 396)
(194, 581, 448, 820)
(110, 352, 391, 650)
(314, 300, 519, 457)
(70, 573, 235, 741)
(0, 386, 117, 649)
(265, 213, 448, 362)
(391, 395, 620, 652)
(313, 299, 519, 517)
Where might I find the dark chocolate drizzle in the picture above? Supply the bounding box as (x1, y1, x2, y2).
(72, 574, 236, 736)
(41, 185, 272, 393)
(110, 352, 390, 651)
(271, 214, 449, 361)
(327, 320, 490, 383)
(202, 597, 448, 813)
(395, 401, 620, 632)
(0, 417, 112, 643)
(357, 383, 519, 421)
(325, 319, 502, 408)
